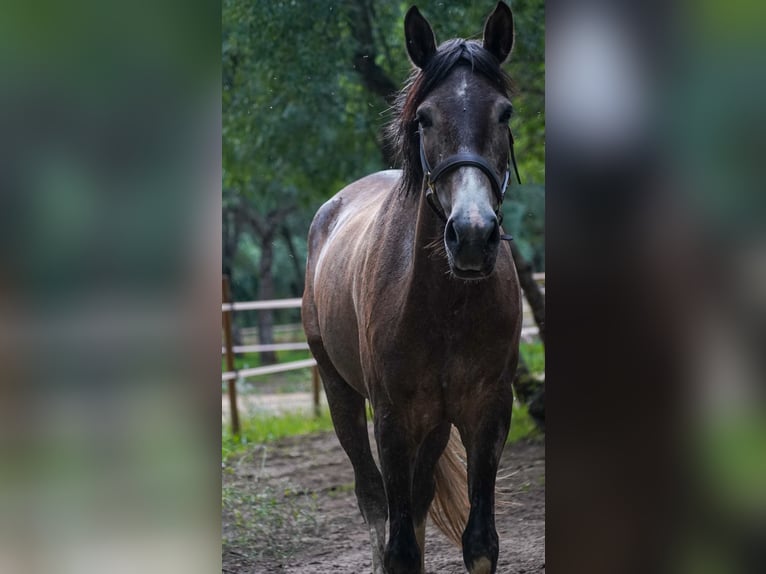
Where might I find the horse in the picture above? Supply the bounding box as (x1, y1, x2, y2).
(301, 3, 522, 573)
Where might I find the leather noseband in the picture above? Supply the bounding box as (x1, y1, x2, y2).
(418, 127, 521, 241)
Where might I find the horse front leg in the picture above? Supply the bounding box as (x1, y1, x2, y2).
(458, 396, 513, 574)
(374, 408, 421, 574)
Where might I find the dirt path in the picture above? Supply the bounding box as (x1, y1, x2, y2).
(223, 430, 544, 573)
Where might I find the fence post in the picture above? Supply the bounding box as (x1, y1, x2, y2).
(222, 276, 241, 436)
(312, 365, 320, 418)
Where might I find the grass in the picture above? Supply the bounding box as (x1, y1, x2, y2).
(222, 480, 319, 563)
(223, 409, 335, 461)
(508, 401, 542, 443)
(520, 341, 545, 375)
(223, 400, 539, 462)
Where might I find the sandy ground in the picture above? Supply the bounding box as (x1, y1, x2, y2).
(222, 429, 544, 573)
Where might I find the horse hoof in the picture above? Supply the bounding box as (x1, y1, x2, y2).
(468, 557, 493, 574)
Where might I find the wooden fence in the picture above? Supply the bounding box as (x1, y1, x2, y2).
(222, 273, 545, 435)
(222, 277, 319, 435)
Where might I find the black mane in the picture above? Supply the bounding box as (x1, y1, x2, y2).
(387, 39, 513, 197)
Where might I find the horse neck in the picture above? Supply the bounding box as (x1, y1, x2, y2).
(372, 179, 500, 329)
(402, 182, 458, 301)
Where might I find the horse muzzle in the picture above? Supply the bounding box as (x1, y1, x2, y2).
(444, 212, 501, 279)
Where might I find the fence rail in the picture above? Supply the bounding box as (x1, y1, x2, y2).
(221, 358, 317, 382)
(222, 297, 303, 312)
(221, 342, 310, 354)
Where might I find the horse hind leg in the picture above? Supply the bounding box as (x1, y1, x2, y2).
(315, 361, 387, 573)
(411, 422, 453, 573)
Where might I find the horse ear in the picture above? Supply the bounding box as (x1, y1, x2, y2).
(483, 2, 514, 63)
(404, 6, 437, 69)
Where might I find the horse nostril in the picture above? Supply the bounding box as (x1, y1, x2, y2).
(445, 219, 459, 249)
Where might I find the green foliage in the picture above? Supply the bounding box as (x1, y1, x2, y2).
(503, 183, 545, 269)
(223, 0, 382, 210)
(697, 412, 766, 511)
(508, 401, 542, 442)
(520, 341, 545, 375)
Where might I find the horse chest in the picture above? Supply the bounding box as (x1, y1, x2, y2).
(376, 306, 513, 386)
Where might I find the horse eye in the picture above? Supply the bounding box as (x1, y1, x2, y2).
(416, 111, 432, 128)
(499, 107, 513, 124)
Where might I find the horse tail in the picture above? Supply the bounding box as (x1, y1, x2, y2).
(429, 426, 470, 547)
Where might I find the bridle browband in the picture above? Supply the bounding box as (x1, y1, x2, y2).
(419, 126, 521, 241)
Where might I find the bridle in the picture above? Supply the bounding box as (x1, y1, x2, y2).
(419, 126, 521, 241)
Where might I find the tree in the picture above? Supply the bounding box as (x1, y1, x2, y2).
(223, 0, 382, 355)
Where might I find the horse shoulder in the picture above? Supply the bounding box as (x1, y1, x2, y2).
(304, 170, 403, 390)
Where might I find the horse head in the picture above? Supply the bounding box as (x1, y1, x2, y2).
(403, 3, 516, 280)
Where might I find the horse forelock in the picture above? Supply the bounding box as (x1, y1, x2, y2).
(387, 39, 514, 199)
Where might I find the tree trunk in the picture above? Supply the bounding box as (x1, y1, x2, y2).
(345, 0, 399, 104)
(343, 0, 399, 167)
(510, 242, 545, 430)
(223, 206, 244, 347)
(281, 225, 305, 297)
(511, 241, 545, 345)
(222, 205, 241, 280)
(257, 234, 278, 365)
(513, 354, 545, 431)
(243, 205, 294, 366)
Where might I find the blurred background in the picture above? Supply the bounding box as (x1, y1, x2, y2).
(547, 0, 766, 573)
(0, 1, 221, 573)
